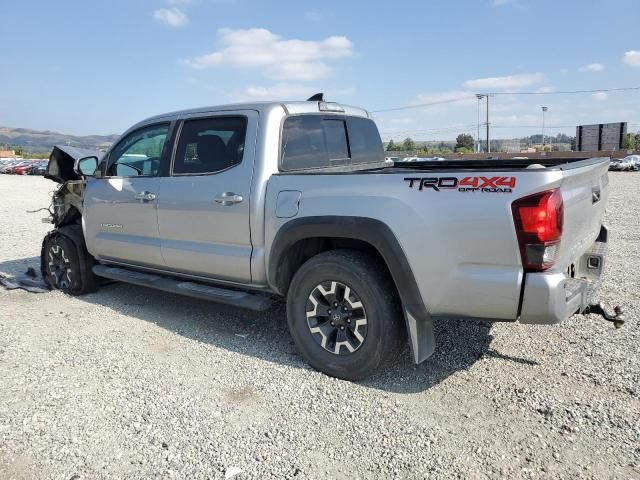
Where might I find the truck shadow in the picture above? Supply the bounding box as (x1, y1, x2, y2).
(0, 256, 41, 276)
(3, 257, 539, 394)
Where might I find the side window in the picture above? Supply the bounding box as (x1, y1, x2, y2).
(173, 116, 247, 175)
(107, 124, 169, 177)
(281, 116, 350, 171)
(346, 117, 385, 164)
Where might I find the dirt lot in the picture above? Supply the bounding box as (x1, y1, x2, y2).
(0, 173, 638, 479)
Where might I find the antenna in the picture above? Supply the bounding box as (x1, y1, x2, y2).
(306, 93, 324, 102)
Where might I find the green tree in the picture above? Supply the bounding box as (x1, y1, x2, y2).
(386, 139, 397, 151)
(402, 137, 416, 151)
(455, 146, 472, 154)
(634, 133, 640, 150)
(623, 133, 634, 150)
(455, 133, 474, 151)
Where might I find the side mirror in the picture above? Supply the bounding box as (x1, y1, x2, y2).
(74, 156, 98, 177)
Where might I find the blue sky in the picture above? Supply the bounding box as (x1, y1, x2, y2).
(1, 0, 639, 140)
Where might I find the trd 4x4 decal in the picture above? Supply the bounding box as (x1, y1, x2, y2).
(404, 176, 516, 193)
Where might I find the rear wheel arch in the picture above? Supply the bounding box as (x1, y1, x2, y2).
(268, 216, 428, 322)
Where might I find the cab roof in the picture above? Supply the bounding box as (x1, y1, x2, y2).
(131, 101, 371, 132)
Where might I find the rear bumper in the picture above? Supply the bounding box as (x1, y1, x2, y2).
(519, 227, 607, 325)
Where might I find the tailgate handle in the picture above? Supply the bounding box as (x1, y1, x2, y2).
(592, 187, 601, 204)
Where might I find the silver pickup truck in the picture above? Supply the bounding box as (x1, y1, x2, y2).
(41, 98, 622, 380)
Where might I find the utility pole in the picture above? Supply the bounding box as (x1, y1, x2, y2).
(486, 95, 490, 153)
(541, 106, 548, 150)
(476, 93, 490, 153)
(475, 94, 483, 152)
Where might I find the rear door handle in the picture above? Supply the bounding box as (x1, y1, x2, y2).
(214, 192, 243, 206)
(135, 191, 157, 202)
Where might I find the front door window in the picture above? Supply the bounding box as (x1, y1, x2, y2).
(107, 124, 169, 177)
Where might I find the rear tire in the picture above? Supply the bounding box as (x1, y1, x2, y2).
(286, 250, 404, 381)
(42, 232, 98, 295)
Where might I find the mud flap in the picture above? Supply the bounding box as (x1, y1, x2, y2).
(404, 308, 436, 363)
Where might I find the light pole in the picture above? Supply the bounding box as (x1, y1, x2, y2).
(541, 106, 548, 150)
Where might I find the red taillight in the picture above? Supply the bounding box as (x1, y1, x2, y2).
(511, 189, 563, 271)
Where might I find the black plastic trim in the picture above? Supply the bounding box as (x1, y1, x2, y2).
(596, 224, 608, 243)
(269, 216, 429, 323)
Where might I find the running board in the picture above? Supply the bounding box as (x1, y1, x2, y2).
(92, 265, 273, 311)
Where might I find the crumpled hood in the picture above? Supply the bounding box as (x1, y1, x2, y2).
(45, 145, 102, 183)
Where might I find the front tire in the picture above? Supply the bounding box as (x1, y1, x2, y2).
(42, 232, 98, 295)
(286, 250, 404, 380)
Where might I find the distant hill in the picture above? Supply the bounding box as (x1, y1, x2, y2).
(0, 126, 120, 154)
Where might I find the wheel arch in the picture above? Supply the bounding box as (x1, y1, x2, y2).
(268, 216, 436, 363)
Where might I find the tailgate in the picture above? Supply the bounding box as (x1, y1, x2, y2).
(557, 158, 610, 269)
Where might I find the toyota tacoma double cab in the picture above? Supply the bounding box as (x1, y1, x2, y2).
(41, 96, 620, 380)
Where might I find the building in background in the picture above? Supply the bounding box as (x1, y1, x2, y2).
(0, 150, 23, 161)
(576, 123, 627, 151)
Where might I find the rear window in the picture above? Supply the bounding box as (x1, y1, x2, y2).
(281, 115, 383, 171)
(346, 116, 385, 165)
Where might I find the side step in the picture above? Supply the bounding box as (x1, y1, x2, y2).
(92, 265, 273, 311)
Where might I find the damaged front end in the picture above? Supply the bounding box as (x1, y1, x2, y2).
(43, 145, 101, 226)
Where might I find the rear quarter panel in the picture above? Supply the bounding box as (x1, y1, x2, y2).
(265, 169, 565, 320)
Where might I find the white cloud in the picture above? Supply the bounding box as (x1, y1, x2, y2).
(624, 50, 640, 66)
(464, 73, 544, 90)
(580, 63, 605, 72)
(240, 84, 318, 100)
(592, 92, 608, 101)
(415, 90, 477, 106)
(153, 7, 188, 27)
(535, 86, 556, 93)
(232, 84, 354, 102)
(184, 28, 353, 81)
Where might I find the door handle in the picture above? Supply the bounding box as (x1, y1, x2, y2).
(135, 191, 157, 202)
(214, 192, 243, 206)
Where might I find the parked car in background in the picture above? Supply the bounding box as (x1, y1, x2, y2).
(14, 162, 38, 175)
(609, 155, 640, 171)
(0, 159, 51, 175)
(29, 162, 48, 175)
(2, 160, 30, 174)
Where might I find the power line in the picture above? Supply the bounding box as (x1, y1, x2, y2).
(489, 86, 640, 96)
(370, 86, 640, 113)
(371, 96, 476, 113)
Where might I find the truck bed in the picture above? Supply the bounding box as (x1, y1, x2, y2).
(266, 156, 610, 322)
(388, 156, 608, 171)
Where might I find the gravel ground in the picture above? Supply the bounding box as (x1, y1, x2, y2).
(0, 173, 638, 480)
